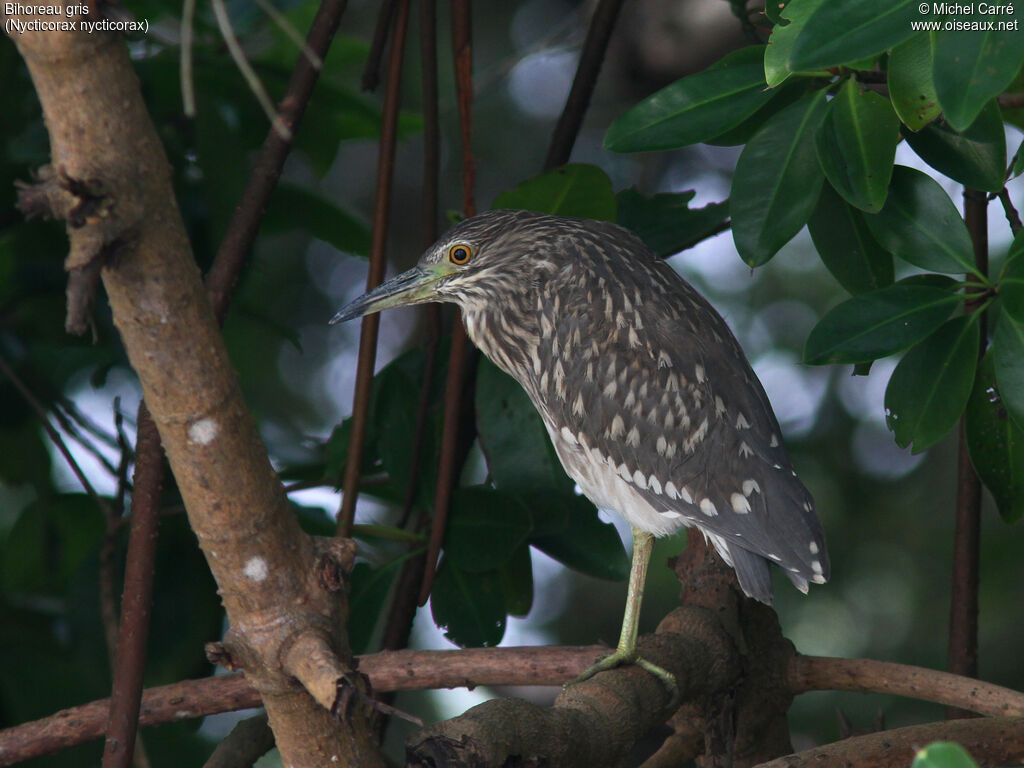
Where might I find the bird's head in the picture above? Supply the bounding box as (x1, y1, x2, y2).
(330, 209, 563, 324)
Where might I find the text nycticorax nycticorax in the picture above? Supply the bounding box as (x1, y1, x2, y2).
(331, 209, 829, 687)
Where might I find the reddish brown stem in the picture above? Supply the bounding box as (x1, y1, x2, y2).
(543, 0, 624, 170)
(102, 407, 163, 768)
(205, 0, 350, 323)
(417, 0, 476, 604)
(337, 0, 411, 537)
(947, 188, 989, 717)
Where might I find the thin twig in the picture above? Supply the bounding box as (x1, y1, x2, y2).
(102, 408, 164, 768)
(337, 0, 412, 537)
(209, 0, 292, 141)
(0, 353, 112, 517)
(251, 0, 323, 70)
(997, 188, 1022, 236)
(205, 0, 350, 321)
(543, 0, 625, 170)
(417, 0, 476, 605)
(180, 0, 196, 116)
(361, 0, 398, 92)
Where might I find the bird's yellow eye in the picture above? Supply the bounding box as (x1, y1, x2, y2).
(447, 243, 473, 265)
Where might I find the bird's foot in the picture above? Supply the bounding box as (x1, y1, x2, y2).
(566, 649, 679, 707)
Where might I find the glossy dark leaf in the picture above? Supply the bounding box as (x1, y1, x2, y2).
(605, 46, 774, 152)
(2, 495, 104, 594)
(864, 166, 977, 275)
(706, 82, 810, 145)
(903, 101, 1007, 193)
(815, 79, 899, 212)
(476, 357, 572, 492)
(1013, 137, 1024, 178)
(804, 277, 961, 365)
(371, 360, 422, 497)
(885, 315, 980, 453)
(500, 544, 534, 618)
(764, 0, 828, 87)
(431, 558, 506, 648)
(616, 188, 729, 257)
(889, 32, 941, 131)
(788, 0, 927, 72)
(808, 184, 894, 294)
(263, 184, 371, 255)
(445, 487, 534, 573)
(531, 500, 629, 581)
(993, 310, 1024, 431)
(966, 353, 1024, 524)
(492, 164, 616, 221)
(349, 553, 420, 653)
(933, 16, 1024, 130)
(731, 90, 828, 266)
(999, 231, 1024, 323)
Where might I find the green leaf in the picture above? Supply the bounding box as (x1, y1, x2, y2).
(993, 310, 1024, 431)
(933, 13, 1024, 131)
(1000, 231, 1024, 323)
(431, 558, 506, 648)
(500, 544, 534, 617)
(763, 0, 828, 87)
(263, 184, 371, 255)
(731, 90, 828, 266)
(884, 315, 980, 453)
(492, 164, 616, 221)
(531, 499, 629, 581)
(1012, 137, 1024, 179)
(912, 742, 981, 768)
(815, 79, 899, 213)
(604, 46, 774, 152)
(349, 553, 421, 653)
(2, 495, 105, 594)
(371, 360, 424, 498)
(788, 0, 928, 72)
(444, 487, 534, 573)
(476, 357, 572, 492)
(889, 32, 941, 131)
(966, 352, 1024, 524)
(903, 101, 1007, 193)
(706, 82, 810, 146)
(808, 184, 894, 294)
(803, 277, 961, 365)
(864, 166, 977, 275)
(616, 188, 729, 257)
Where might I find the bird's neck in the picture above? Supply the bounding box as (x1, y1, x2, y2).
(461, 293, 540, 385)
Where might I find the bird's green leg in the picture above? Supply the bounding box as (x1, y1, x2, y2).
(569, 528, 677, 697)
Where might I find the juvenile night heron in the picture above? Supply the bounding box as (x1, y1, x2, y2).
(331, 210, 829, 686)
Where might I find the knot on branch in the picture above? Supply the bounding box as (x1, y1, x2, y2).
(16, 164, 142, 335)
(312, 536, 357, 593)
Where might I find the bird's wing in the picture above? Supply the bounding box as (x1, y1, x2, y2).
(537, 253, 828, 598)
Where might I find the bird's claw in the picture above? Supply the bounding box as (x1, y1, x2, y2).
(565, 649, 680, 708)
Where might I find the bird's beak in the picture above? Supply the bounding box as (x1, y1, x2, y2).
(329, 264, 447, 324)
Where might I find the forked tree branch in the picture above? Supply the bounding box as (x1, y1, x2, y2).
(5, 6, 382, 766)
(5, 642, 1024, 765)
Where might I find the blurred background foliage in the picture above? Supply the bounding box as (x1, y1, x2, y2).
(1, 0, 1023, 765)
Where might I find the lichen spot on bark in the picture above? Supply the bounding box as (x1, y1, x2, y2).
(244, 556, 268, 582)
(188, 418, 219, 445)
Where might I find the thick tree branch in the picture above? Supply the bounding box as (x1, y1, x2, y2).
(758, 716, 1024, 768)
(407, 607, 739, 768)
(789, 656, 1024, 718)
(7, 641, 1024, 764)
(6, 9, 382, 766)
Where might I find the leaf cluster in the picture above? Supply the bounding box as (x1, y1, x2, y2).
(603, 0, 1024, 523)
